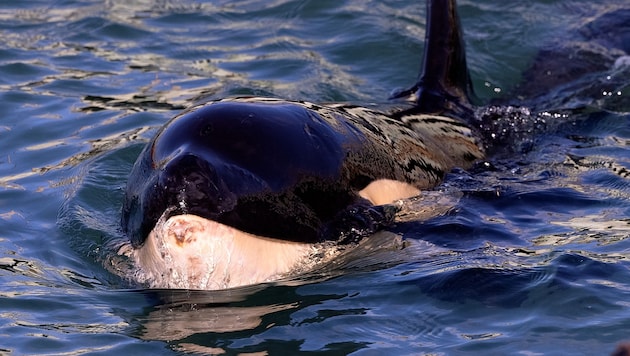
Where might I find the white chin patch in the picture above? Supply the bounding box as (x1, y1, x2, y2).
(124, 214, 322, 290)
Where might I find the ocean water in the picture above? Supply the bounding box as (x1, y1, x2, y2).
(1, 0, 629, 354)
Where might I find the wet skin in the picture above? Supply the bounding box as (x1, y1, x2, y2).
(120, 0, 485, 289)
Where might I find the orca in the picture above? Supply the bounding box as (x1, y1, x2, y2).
(120, 0, 485, 289)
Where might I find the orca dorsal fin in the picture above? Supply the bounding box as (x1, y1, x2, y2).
(392, 0, 474, 117)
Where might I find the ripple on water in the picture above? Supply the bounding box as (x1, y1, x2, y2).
(0, 0, 630, 354)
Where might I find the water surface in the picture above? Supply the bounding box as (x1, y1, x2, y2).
(0, 0, 629, 354)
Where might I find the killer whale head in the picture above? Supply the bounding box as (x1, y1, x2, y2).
(120, 0, 483, 289)
(122, 100, 383, 247)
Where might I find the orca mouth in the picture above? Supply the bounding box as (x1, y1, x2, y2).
(122, 149, 368, 248)
(121, 152, 225, 248)
(128, 213, 322, 290)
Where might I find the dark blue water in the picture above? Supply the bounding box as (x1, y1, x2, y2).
(1, 0, 629, 354)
